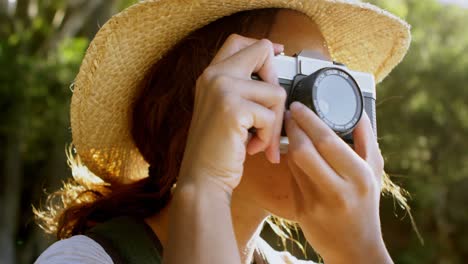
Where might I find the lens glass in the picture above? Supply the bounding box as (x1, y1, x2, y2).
(316, 74, 358, 125)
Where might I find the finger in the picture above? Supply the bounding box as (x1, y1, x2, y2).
(256, 57, 286, 164)
(289, 102, 369, 183)
(235, 79, 287, 163)
(353, 112, 384, 185)
(234, 79, 286, 108)
(210, 34, 284, 66)
(242, 100, 277, 163)
(209, 36, 284, 163)
(215, 38, 279, 86)
(287, 154, 318, 200)
(265, 94, 285, 164)
(217, 39, 282, 163)
(285, 110, 344, 193)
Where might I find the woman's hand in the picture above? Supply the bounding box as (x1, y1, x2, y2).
(165, 34, 286, 264)
(285, 102, 392, 264)
(178, 34, 286, 194)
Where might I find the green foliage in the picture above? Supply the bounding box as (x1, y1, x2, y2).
(0, 23, 87, 162)
(0, 2, 137, 263)
(369, 0, 468, 263)
(116, 0, 140, 11)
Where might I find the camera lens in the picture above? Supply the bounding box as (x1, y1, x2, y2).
(316, 74, 358, 125)
(291, 68, 363, 136)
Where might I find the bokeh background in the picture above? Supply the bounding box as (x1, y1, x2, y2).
(1, 0, 467, 263)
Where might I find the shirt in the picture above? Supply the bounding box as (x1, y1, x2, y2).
(35, 235, 314, 264)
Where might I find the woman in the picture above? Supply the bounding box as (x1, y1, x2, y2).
(35, 1, 411, 263)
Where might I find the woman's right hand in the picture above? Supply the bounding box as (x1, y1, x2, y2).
(177, 34, 286, 193)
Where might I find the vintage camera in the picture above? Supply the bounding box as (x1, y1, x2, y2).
(251, 50, 377, 153)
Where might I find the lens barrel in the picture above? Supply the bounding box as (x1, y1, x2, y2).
(290, 68, 364, 137)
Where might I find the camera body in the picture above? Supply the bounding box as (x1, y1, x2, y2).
(253, 50, 377, 153)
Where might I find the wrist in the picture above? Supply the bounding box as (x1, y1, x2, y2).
(323, 239, 393, 264)
(165, 173, 240, 263)
(174, 176, 234, 206)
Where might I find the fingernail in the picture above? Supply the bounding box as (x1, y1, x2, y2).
(274, 150, 280, 164)
(290, 101, 303, 112)
(273, 43, 284, 55)
(275, 43, 284, 49)
(274, 73, 280, 86)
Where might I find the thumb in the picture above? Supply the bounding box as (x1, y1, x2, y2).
(353, 112, 384, 182)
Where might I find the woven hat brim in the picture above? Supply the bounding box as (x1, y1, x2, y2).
(71, 0, 411, 182)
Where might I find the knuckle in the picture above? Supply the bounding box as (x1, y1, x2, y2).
(376, 152, 385, 172)
(258, 38, 274, 50)
(315, 134, 337, 152)
(275, 86, 287, 102)
(209, 74, 230, 93)
(331, 192, 350, 211)
(226, 33, 242, 43)
(219, 89, 235, 105)
(197, 68, 238, 106)
(199, 66, 217, 84)
(220, 96, 239, 118)
(357, 165, 377, 196)
(264, 109, 276, 124)
(263, 109, 276, 122)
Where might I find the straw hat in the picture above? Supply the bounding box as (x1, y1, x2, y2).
(70, 0, 411, 183)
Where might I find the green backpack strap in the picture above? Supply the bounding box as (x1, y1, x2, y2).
(85, 216, 163, 264)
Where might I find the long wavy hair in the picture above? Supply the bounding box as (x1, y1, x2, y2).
(34, 7, 415, 244)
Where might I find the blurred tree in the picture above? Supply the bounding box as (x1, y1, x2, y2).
(368, 0, 468, 263)
(0, 1, 138, 263)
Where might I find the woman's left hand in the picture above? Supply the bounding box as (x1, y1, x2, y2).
(285, 101, 392, 264)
